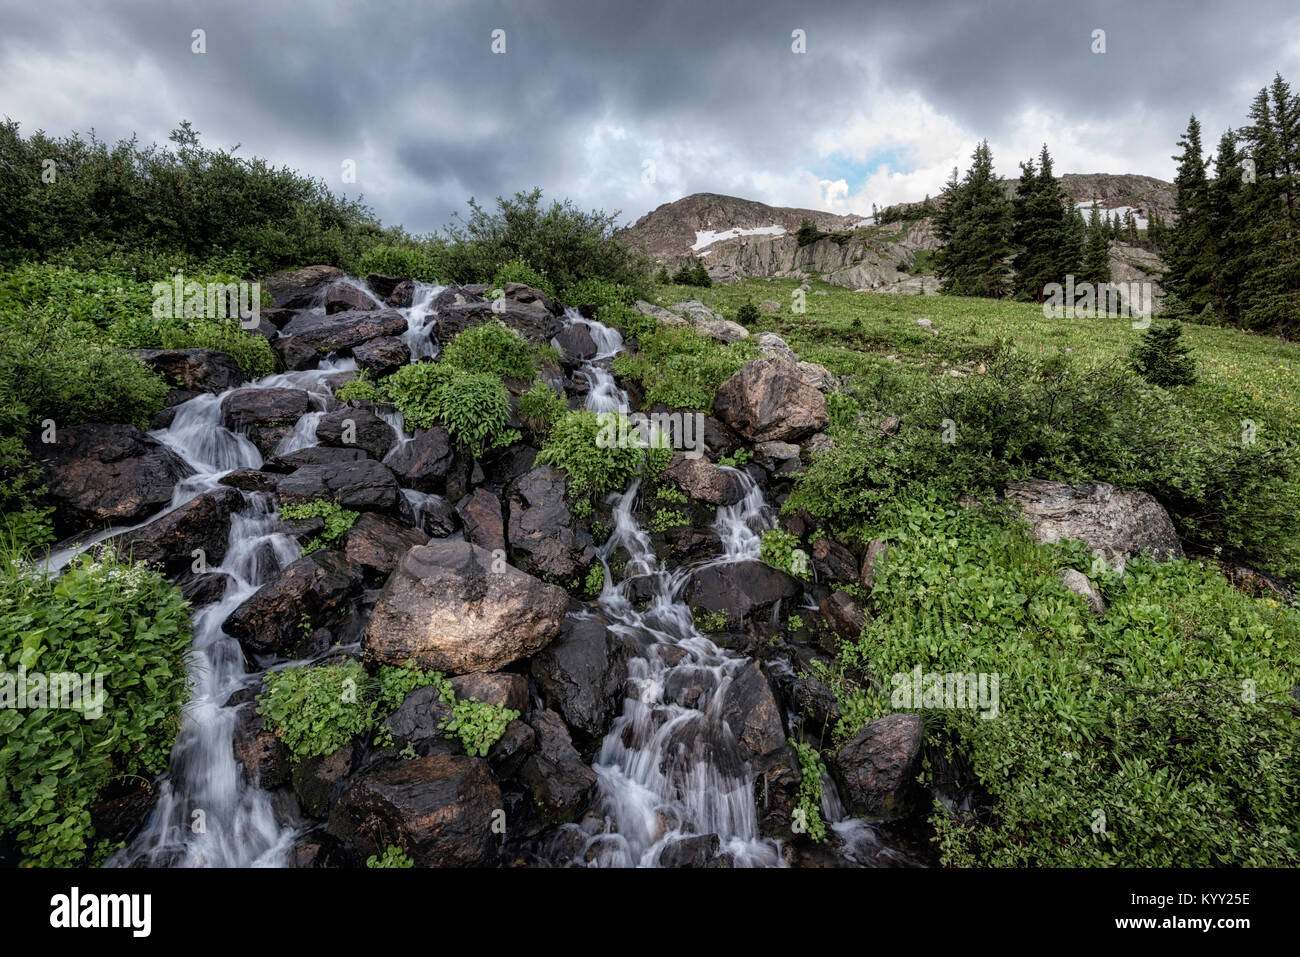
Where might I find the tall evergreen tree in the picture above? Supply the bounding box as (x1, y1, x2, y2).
(933, 140, 1014, 298)
(1208, 128, 1247, 319)
(1082, 200, 1111, 284)
(1011, 144, 1075, 300)
(1162, 115, 1217, 317)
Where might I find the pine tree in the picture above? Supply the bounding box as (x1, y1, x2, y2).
(1208, 128, 1247, 319)
(933, 141, 1014, 298)
(1123, 209, 1138, 242)
(1162, 115, 1217, 317)
(690, 258, 712, 287)
(1010, 145, 1075, 300)
(1082, 200, 1111, 284)
(1129, 319, 1197, 386)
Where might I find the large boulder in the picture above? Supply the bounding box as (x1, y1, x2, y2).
(232, 703, 290, 789)
(324, 282, 378, 314)
(351, 336, 410, 377)
(130, 348, 245, 393)
(362, 541, 568, 674)
(264, 265, 345, 309)
(437, 300, 562, 346)
(506, 466, 596, 579)
(223, 550, 364, 657)
(529, 616, 632, 744)
(1004, 479, 1183, 563)
(327, 755, 502, 867)
(276, 458, 403, 512)
(221, 388, 315, 456)
(713, 358, 828, 443)
(829, 713, 924, 821)
(687, 560, 802, 621)
(101, 487, 243, 578)
(315, 407, 397, 461)
(663, 453, 745, 506)
(32, 424, 193, 535)
(383, 428, 455, 492)
(274, 309, 408, 371)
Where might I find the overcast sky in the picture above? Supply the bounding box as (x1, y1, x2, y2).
(3, 0, 1298, 233)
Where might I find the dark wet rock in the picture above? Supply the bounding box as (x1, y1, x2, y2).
(221, 388, 315, 456)
(101, 487, 243, 578)
(218, 467, 281, 493)
(351, 336, 410, 377)
(530, 616, 632, 744)
(449, 672, 530, 714)
(859, 539, 889, 591)
(274, 309, 408, 371)
(264, 445, 369, 473)
(233, 703, 290, 789)
(406, 492, 460, 537)
(554, 322, 597, 361)
(506, 466, 595, 579)
(1004, 479, 1183, 563)
(788, 672, 841, 740)
(324, 282, 378, 314)
(365, 274, 404, 300)
(517, 709, 597, 826)
(438, 299, 562, 346)
(260, 307, 299, 330)
(830, 713, 924, 821)
(327, 754, 503, 867)
(687, 560, 802, 620)
(661, 525, 723, 562)
(383, 427, 454, 492)
(713, 357, 829, 443)
(223, 550, 364, 657)
(811, 537, 858, 582)
(293, 741, 357, 819)
(486, 719, 536, 781)
(362, 541, 568, 674)
(455, 488, 505, 552)
(341, 512, 428, 583)
(380, 684, 457, 758)
(315, 407, 397, 461)
(719, 660, 792, 777)
(178, 570, 231, 607)
(387, 280, 416, 308)
(659, 834, 720, 868)
(663, 452, 745, 506)
(130, 348, 244, 393)
(277, 458, 403, 512)
(820, 590, 865, 641)
(264, 265, 345, 309)
(32, 423, 194, 536)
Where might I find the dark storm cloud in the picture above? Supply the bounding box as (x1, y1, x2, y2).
(2, 0, 1297, 232)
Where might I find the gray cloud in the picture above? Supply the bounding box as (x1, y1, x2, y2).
(2, 0, 1297, 232)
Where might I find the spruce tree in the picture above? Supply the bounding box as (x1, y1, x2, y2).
(1011, 144, 1075, 300)
(933, 141, 1014, 298)
(1129, 319, 1197, 386)
(1082, 200, 1111, 284)
(1162, 115, 1217, 317)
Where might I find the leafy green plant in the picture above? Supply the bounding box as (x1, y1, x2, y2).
(649, 506, 689, 532)
(0, 546, 193, 866)
(434, 679, 519, 757)
(696, 610, 730, 632)
(760, 528, 810, 580)
(356, 244, 442, 283)
(717, 447, 752, 468)
(736, 300, 760, 325)
(441, 320, 540, 381)
(791, 740, 828, 843)
(383, 363, 518, 456)
(537, 409, 661, 499)
(336, 371, 382, 404)
(258, 661, 375, 762)
(561, 278, 635, 311)
(517, 380, 566, 436)
(366, 844, 415, 868)
(611, 324, 755, 412)
(279, 500, 358, 553)
(490, 259, 555, 298)
(584, 563, 605, 597)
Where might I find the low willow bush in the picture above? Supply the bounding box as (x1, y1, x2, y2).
(0, 547, 193, 866)
(830, 494, 1300, 867)
(490, 259, 555, 298)
(612, 324, 756, 412)
(788, 347, 1300, 578)
(355, 243, 443, 283)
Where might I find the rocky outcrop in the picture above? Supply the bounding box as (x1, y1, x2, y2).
(516, 709, 597, 825)
(438, 300, 561, 346)
(1004, 479, 1183, 563)
(264, 265, 345, 309)
(130, 348, 245, 393)
(718, 660, 792, 777)
(221, 388, 315, 456)
(663, 453, 745, 506)
(315, 407, 397, 461)
(687, 561, 802, 620)
(276, 458, 403, 512)
(351, 336, 410, 378)
(223, 550, 364, 657)
(454, 489, 506, 552)
(830, 713, 924, 821)
(713, 358, 828, 443)
(101, 486, 243, 577)
(383, 427, 455, 492)
(274, 309, 408, 371)
(362, 541, 569, 674)
(341, 512, 429, 582)
(530, 616, 632, 744)
(324, 282, 378, 314)
(33, 424, 193, 535)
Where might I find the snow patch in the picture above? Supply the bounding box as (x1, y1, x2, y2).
(1075, 202, 1148, 230)
(692, 224, 786, 251)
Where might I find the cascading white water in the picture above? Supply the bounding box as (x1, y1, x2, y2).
(401, 282, 446, 361)
(558, 311, 786, 868)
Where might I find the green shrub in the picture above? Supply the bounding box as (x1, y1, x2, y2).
(366, 845, 414, 868)
(835, 494, 1300, 867)
(599, 301, 658, 341)
(490, 259, 555, 298)
(560, 278, 635, 311)
(791, 740, 828, 843)
(0, 547, 193, 866)
(335, 371, 382, 404)
(736, 300, 760, 325)
(440, 687, 519, 757)
(584, 564, 605, 597)
(259, 661, 376, 762)
(441, 320, 538, 381)
(612, 324, 755, 412)
(356, 244, 442, 283)
(383, 363, 518, 456)
(1129, 319, 1197, 387)
(0, 264, 151, 328)
(517, 380, 566, 436)
(278, 500, 358, 553)
(537, 409, 666, 499)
